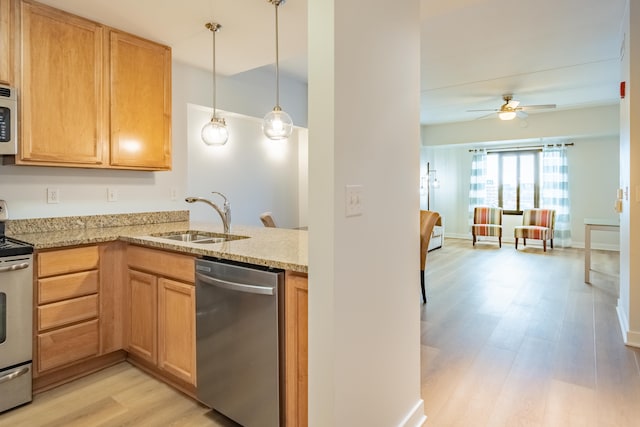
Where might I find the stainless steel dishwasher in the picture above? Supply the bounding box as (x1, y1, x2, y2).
(195, 258, 284, 427)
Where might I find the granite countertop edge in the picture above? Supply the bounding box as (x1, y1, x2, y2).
(9, 220, 308, 274)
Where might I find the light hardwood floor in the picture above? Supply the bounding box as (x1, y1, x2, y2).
(422, 238, 640, 426)
(1, 238, 638, 426)
(0, 363, 239, 427)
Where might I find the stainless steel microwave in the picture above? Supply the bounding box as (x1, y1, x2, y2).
(0, 84, 17, 155)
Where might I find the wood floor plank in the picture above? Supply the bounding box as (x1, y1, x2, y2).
(427, 344, 517, 427)
(0, 363, 236, 427)
(542, 380, 597, 427)
(484, 336, 555, 427)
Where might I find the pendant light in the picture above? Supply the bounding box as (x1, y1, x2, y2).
(201, 22, 229, 145)
(262, 0, 293, 140)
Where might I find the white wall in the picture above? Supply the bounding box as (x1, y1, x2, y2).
(186, 104, 306, 228)
(309, 0, 424, 425)
(617, 0, 640, 347)
(0, 60, 307, 226)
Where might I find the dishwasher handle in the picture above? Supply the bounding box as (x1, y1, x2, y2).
(196, 272, 275, 296)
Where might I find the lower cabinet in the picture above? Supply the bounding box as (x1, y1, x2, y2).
(126, 245, 196, 387)
(33, 243, 127, 393)
(36, 245, 100, 374)
(285, 271, 308, 427)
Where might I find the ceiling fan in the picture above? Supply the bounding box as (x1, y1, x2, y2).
(468, 94, 556, 120)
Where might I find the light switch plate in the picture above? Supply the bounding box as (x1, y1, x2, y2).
(345, 185, 363, 217)
(107, 188, 118, 202)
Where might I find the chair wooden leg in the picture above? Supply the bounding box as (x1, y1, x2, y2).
(551, 239, 554, 249)
(543, 240, 547, 252)
(499, 237, 502, 248)
(515, 238, 518, 249)
(473, 235, 476, 246)
(421, 270, 426, 304)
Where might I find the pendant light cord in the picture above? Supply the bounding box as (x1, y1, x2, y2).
(212, 25, 217, 117)
(274, 2, 280, 109)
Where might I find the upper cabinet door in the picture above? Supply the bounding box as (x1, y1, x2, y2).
(20, 1, 107, 166)
(110, 31, 171, 170)
(0, 0, 15, 85)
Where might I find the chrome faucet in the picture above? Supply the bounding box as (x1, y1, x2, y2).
(185, 191, 231, 234)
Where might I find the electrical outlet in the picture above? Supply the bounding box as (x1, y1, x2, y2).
(170, 187, 178, 201)
(107, 188, 118, 202)
(47, 188, 60, 204)
(345, 184, 363, 217)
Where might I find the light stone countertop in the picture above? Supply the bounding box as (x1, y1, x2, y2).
(9, 219, 308, 273)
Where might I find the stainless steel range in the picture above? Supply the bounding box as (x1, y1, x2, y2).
(0, 200, 34, 413)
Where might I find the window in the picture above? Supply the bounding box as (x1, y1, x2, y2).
(486, 150, 540, 214)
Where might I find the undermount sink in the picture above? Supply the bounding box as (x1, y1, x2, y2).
(150, 230, 248, 244)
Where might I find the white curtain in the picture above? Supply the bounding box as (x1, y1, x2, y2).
(542, 144, 571, 247)
(468, 149, 487, 225)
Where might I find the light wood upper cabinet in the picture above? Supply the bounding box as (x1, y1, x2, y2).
(110, 31, 171, 170)
(0, 0, 17, 85)
(16, 0, 171, 170)
(19, 1, 107, 166)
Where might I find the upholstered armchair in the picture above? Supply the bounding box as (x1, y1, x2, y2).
(471, 206, 503, 247)
(514, 209, 556, 251)
(420, 210, 441, 304)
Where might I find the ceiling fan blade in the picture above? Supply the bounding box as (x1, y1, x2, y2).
(518, 104, 556, 110)
(466, 109, 499, 112)
(475, 112, 497, 120)
(507, 100, 520, 108)
(516, 110, 528, 119)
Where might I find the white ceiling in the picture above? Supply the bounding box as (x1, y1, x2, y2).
(35, 0, 626, 125)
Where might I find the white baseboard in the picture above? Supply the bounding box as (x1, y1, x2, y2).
(398, 399, 427, 427)
(616, 302, 640, 348)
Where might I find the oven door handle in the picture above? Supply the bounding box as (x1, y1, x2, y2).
(0, 262, 30, 273)
(0, 366, 30, 385)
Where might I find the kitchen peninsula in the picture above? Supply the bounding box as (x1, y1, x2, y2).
(5, 210, 308, 426)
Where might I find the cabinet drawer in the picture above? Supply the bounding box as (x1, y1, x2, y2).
(38, 294, 98, 331)
(38, 270, 99, 304)
(38, 320, 99, 372)
(127, 245, 195, 282)
(38, 246, 99, 277)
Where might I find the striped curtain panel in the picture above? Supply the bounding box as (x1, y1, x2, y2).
(468, 149, 487, 225)
(542, 144, 571, 247)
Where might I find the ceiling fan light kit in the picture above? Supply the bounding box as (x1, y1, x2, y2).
(498, 110, 517, 121)
(468, 94, 556, 121)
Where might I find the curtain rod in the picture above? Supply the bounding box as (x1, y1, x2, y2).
(469, 142, 574, 153)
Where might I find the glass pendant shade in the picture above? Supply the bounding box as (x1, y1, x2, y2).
(202, 21, 228, 145)
(263, 107, 293, 140)
(202, 116, 229, 145)
(263, 0, 292, 141)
